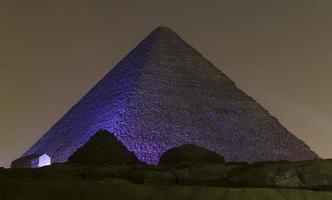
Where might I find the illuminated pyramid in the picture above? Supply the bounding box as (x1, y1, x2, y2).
(15, 27, 318, 167)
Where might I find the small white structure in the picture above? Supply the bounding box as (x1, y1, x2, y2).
(11, 153, 51, 168)
(37, 154, 51, 167)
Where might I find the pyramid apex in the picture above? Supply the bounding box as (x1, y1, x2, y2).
(151, 26, 176, 34)
(147, 26, 183, 42)
(155, 26, 173, 31)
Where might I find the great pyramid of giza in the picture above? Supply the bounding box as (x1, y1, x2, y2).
(14, 27, 318, 167)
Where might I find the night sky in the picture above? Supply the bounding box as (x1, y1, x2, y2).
(1, 0, 332, 168)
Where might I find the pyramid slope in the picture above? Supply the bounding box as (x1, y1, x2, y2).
(18, 27, 318, 166)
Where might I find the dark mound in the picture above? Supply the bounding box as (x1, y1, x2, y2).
(159, 144, 225, 165)
(68, 130, 142, 165)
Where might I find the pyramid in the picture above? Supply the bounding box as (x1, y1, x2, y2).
(16, 26, 318, 167)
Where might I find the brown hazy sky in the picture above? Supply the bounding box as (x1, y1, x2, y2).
(1, 0, 332, 168)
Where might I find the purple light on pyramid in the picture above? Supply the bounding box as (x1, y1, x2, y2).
(13, 27, 318, 167)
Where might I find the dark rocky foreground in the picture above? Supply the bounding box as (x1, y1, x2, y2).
(3, 132, 332, 199)
(1, 159, 332, 200)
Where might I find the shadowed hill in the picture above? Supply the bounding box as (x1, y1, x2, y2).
(159, 144, 225, 165)
(68, 130, 142, 165)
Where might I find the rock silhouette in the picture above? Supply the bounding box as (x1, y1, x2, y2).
(68, 130, 142, 165)
(159, 144, 225, 165)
